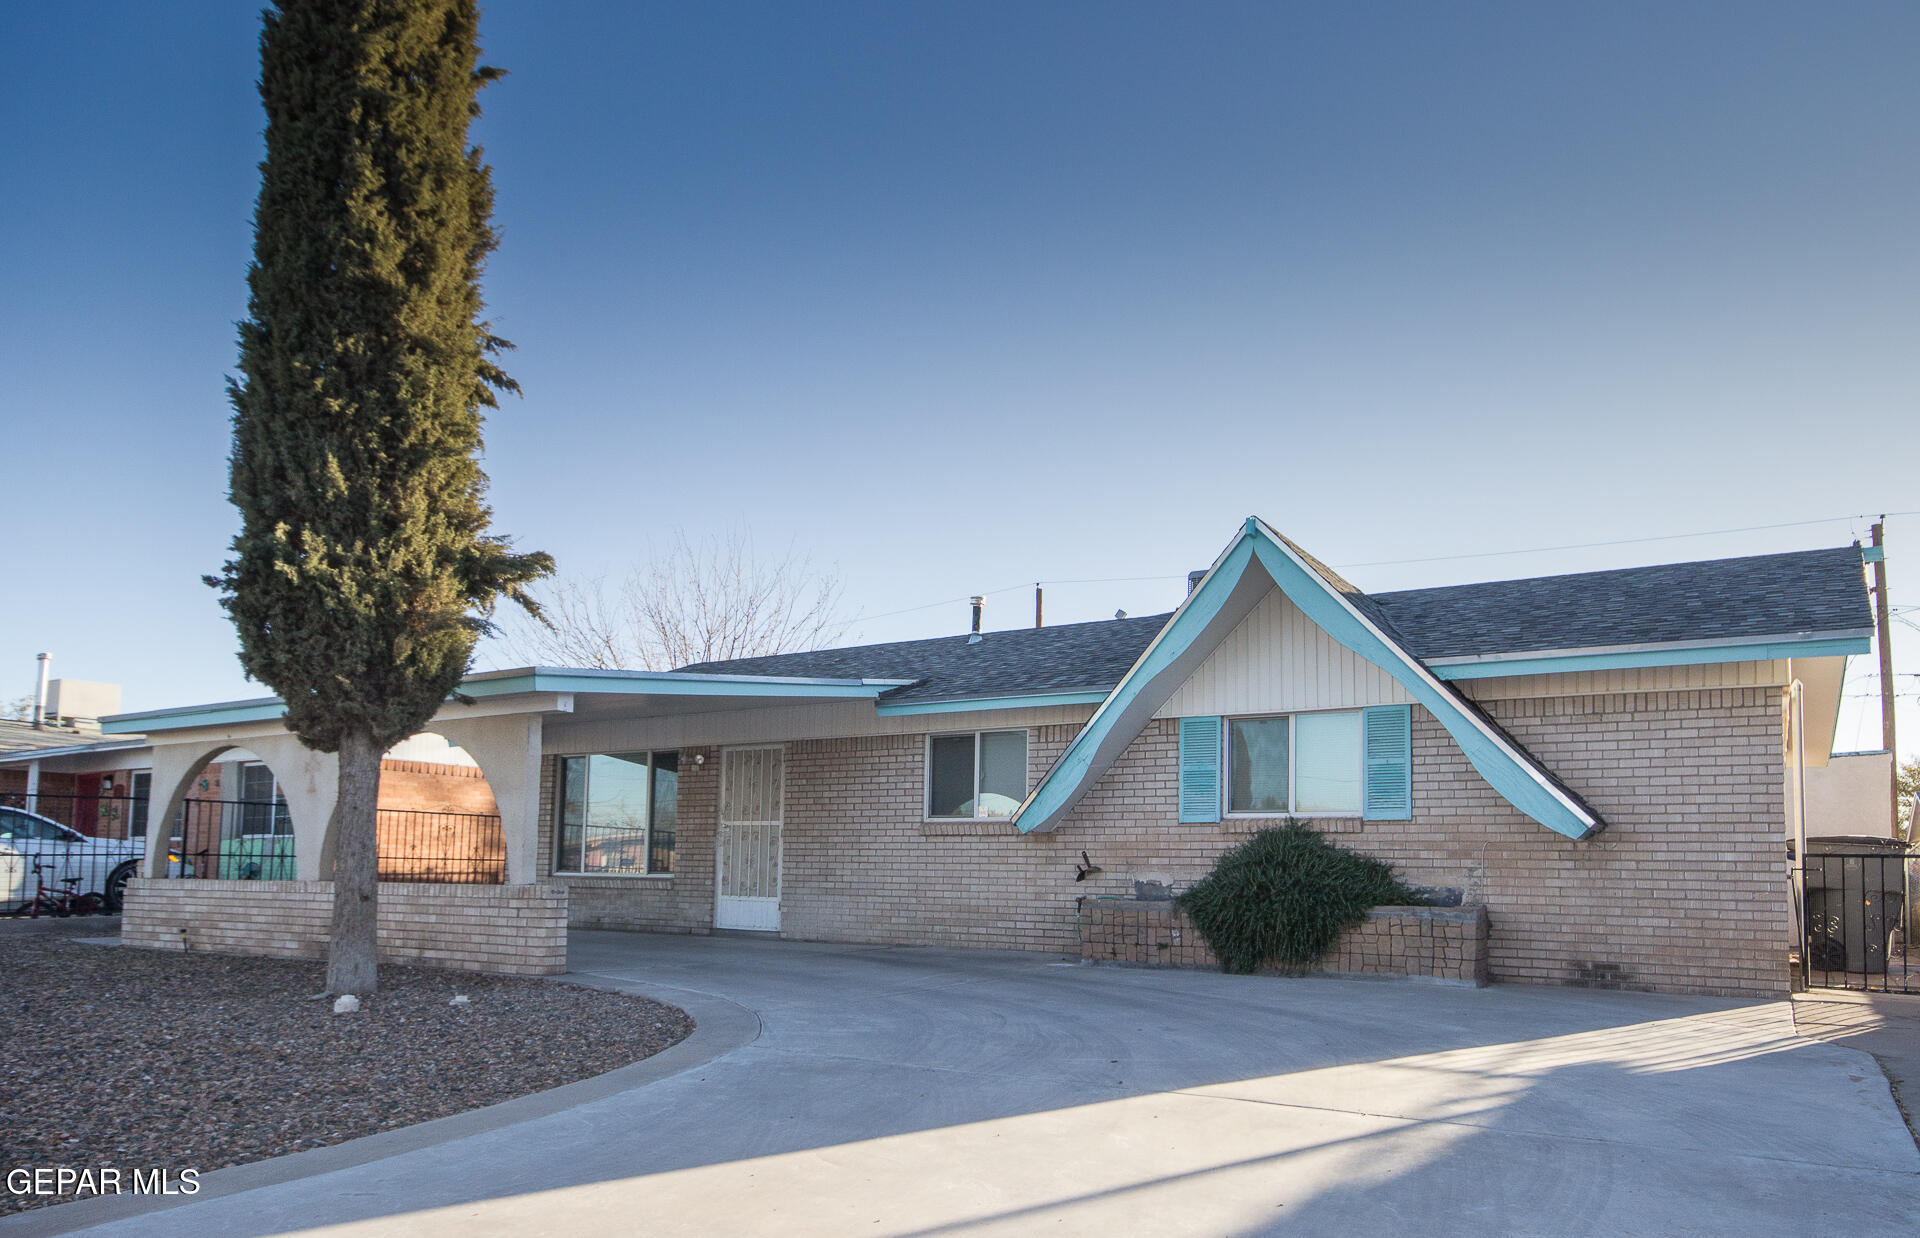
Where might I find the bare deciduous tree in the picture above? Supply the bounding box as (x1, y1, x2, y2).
(509, 530, 850, 670)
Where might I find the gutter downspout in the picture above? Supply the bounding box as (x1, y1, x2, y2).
(1790, 678, 1808, 976)
(25, 758, 40, 815)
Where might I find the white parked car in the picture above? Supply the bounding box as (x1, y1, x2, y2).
(0, 806, 146, 912)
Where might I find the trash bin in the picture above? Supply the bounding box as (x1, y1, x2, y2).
(1804, 836, 1910, 975)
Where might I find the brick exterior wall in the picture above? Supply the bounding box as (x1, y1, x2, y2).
(119, 878, 567, 975)
(537, 748, 722, 934)
(534, 686, 1790, 998)
(377, 759, 500, 815)
(1079, 900, 1490, 985)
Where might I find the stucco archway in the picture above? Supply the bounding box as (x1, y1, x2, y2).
(142, 736, 338, 881)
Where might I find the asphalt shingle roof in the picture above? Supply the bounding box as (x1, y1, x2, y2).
(679, 613, 1173, 704)
(1368, 546, 1872, 660)
(678, 546, 1870, 701)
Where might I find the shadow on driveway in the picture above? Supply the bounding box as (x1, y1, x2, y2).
(11, 930, 1918, 1237)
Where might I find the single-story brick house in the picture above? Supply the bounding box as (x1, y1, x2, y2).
(96, 519, 1873, 996)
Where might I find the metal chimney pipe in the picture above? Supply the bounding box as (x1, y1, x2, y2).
(34, 652, 50, 730)
(970, 596, 984, 634)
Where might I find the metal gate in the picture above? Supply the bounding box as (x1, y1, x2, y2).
(1799, 841, 1917, 994)
(714, 746, 783, 931)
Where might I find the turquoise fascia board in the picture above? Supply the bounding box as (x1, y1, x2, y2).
(102, 700, 288, 733)
(1430, 637, 1870, 680)
(461, 670, 896, 701)
(1015, 539, 1258, 833)
(875, 691, 1110, 717)
(106, 670, 904, 734)
(1245, 536, 1598, 840)
(1862, 546, 1885, 563)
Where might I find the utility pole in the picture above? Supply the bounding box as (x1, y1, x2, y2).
(1034, 583, 1044, 629)
(1869, 520, 1899, 838)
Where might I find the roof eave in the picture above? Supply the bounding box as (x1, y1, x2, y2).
(1013, 517, 1606, 841)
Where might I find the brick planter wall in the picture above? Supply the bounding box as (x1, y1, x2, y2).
(1078, 899, 1490, 986)
(119, 878, 567, 976)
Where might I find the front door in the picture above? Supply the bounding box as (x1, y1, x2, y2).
(714, 745, 783, 931)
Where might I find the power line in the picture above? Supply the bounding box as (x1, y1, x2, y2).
(1333, 511, 1920, 570)
(851, 509, 1920, 627)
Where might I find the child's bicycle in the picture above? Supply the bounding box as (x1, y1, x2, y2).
(13, 859, 106, 918)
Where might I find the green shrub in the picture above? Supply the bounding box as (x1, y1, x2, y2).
(1176, 824, 1424, 974)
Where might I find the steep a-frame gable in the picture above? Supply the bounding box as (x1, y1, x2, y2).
(1012, 518, 1605, 839)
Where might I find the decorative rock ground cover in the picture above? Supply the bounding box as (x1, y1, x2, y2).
(0, 917, 692, 1215)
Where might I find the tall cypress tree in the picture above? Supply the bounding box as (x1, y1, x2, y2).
(212, 0, 551, 994)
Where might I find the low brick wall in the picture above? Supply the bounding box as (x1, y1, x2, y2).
(1078, 899, 1490, 986)
(120, 879, 567, 976)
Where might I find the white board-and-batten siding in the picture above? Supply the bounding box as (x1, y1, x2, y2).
(1153, 587, 1414, 720)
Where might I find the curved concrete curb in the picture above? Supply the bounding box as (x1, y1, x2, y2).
(0, 978, 760, 1238)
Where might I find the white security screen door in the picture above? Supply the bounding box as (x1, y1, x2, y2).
(715, 746, 783, 931)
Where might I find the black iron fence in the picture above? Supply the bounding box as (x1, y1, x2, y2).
(374, 808, 504, 884)
(4, 790, 503, 913)
(1799, 840, 1917, 994)
(1, 792, 148, 914)
(163, 796, 296, 881)
(162, 799, 505, 885)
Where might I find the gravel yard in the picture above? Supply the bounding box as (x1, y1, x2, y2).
(0, 917, 692, 1216)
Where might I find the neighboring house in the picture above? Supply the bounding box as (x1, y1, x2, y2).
(1803, 750, 1897, 838)
(91, 519, 1875, 997)
(0, 714, 156, 840)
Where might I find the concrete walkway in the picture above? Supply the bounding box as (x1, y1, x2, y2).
(15, 931, 1920, 1237)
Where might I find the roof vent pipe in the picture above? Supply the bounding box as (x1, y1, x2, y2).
(969, 596, 984, 643)
(33, 652, 50, 730)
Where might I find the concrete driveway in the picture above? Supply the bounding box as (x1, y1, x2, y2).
(16, 931, 1920, 1237)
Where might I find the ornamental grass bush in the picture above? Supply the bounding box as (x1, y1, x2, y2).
(1176, 824, 1424, 975)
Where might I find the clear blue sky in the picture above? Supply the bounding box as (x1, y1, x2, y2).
(2, 2, 1915, 754)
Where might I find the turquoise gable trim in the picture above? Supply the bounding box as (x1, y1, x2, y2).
(1014, 522, 1602, 840)
(1015, 539, 1258, 834)
(874, 691, 1110, 717)
(1430, 637, 1870, 680)
(1244, 536, 1597, 839)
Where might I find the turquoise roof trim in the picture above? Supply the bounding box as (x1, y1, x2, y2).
(1243, 530, 1600, 839)
(874, 690, 1111, 717)
(1014, 538, 1260, 834)
(1430, 637, 1868, 680)
(1014, 518, 1605, 840)
(103, 668, 913, 735)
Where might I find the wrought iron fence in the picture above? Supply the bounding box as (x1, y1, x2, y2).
(163, 796, 296, 880)
(375, 808, 504, 884)
(3, 790, 504, 906)
(1799, 841, 1916, 995)
(1, 791, 148, 914)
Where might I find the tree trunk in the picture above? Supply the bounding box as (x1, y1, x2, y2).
(327, 730, 382, 995)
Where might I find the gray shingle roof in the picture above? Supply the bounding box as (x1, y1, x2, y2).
(1369, 546, 1872, 660)
(678, 614, 1172, 705)
(678, 545, 1870, 700)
